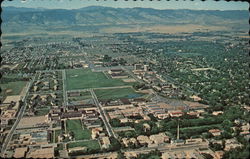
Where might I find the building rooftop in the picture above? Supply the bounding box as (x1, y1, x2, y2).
(26, 147, 54, 158)
(13, 147, 28, 158)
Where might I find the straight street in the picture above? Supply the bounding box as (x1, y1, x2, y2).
(66, 85, 132, 93)
(1, 74, 36, 157)
(122, 141, 209, 154)
(90, 89, 116, 138)
(62, 69, 67, 106)
(121, 66, 144, 83)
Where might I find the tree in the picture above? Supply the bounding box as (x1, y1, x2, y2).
(148, 114, 158, 122)
(209, 142, 223, 151)
(133, 83, 145, 90)
(202, 153, 214, 159)
(110, 118, 122, 127)
(117, 150, 126, 159)
(124, 131, 136, 138)
(109, 137, 121, 151)
(103, 55, 112, 62)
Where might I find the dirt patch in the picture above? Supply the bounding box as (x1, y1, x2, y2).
(6, 89, 13, 93)
(17, 116, 47, 129)
(3, 95, 21, 103)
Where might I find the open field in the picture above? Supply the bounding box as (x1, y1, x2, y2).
(35, 108, 50, 116)
(17, 116, 47, 129)
(95, 87, 145, 100)
(101, 24, 229, 34)
(66, 69, 133, 90)
(1, 81, 27, 96)
(66, 119, 91, 140)
(67, 140, 100, 150)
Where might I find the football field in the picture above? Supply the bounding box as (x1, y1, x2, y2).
(66, 69, 135, 90)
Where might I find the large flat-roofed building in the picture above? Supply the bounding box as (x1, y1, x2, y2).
(149, 133, 169, 145)
(168, 111, 184, 118)
(47, 107, 98, 121)
(101, 137, 111, 149)
(145, 103, 168, 119)
(108, 69, 128, 79)
(13, 147, 28, 158)
(0, 109, 17, 127)
(209, 129, 222, 136)
(134, 64, 144, 71)
(162, 149, 205, 159)
(108, 69, 123, 74)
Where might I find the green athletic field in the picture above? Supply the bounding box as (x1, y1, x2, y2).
(65, 69, 135, 90)
(94, 87, 144, 100)
(66, 119, 91, 140)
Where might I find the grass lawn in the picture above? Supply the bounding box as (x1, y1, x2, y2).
(66, 69, 134, 90)
(95, 87, 144, 100)
(67, 140, 100, 150)
(35, 108, 50, 116)
(66, 119, 91, 140)
(54, 129, 62, 143)
(55, 143, 63, 151)
(1, 81, 27, 96)
(148, 155, 161, 159)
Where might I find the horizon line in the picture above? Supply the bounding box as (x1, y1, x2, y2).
(3, 5, 248, 11)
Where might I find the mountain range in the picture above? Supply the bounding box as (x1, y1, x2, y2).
(2, 6, 248, 33)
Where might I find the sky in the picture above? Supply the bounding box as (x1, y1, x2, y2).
(2, 0, 249, 10)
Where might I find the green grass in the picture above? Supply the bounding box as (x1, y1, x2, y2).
(35, 108, 50, 116)
(66, 69, 134, 90)
(54, 129, 62, 143)
(55, 143, 63, 151)
(148, 155, 161, 159)
(67, 140, 100, 150)
(1, 81, 27, 96)
(66, 119, 91, 140)
(94, 87, 144, 100)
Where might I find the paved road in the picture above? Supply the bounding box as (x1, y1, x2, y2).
(66, 85, 132, 93)
(1, 74, 36, 157)
(94, 65, 133, 72)
(121, 66, 144, 83)
(62, 69, 68, 106)
(90, 89, 116, 138)
(122, 142, 209, 153)
(37, 69, 62, 73)
(58, 139, 98, 144)
(29, 90, 62, 95)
